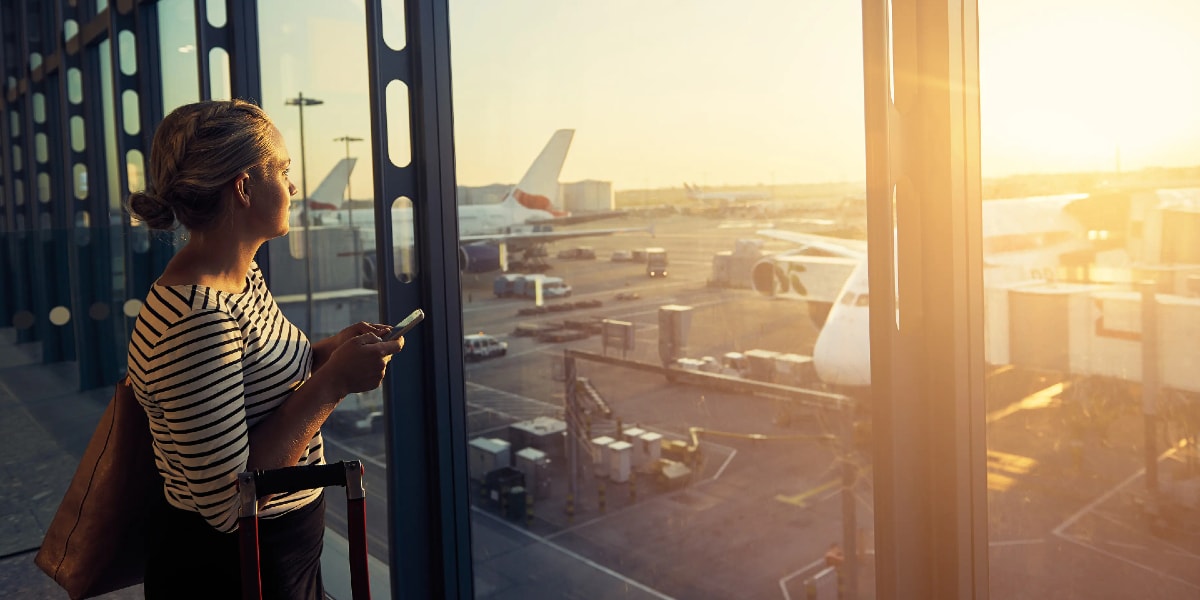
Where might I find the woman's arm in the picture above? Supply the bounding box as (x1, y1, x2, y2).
(246, 332, 403, 472)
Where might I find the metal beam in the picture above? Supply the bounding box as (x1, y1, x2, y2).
(865, 0, 987, 598)
(366, 0, 472, 595)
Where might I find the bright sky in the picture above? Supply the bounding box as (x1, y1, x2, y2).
(222, 0, 1200, 197)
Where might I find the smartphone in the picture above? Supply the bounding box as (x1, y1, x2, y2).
(383, 308, 425, 342)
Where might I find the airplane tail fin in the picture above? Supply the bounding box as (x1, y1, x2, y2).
(307, 157, 357, 210)
(504, 129, 573, 216)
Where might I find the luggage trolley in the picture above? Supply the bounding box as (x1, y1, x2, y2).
(237, 460, 370, 600)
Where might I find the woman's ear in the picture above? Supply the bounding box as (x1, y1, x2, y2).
(232, 172, 252, 206)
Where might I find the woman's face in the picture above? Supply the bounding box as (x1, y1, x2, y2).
(248, 125, 298, 239)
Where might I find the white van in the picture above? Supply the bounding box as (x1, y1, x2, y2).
(464, 334, 508, 361)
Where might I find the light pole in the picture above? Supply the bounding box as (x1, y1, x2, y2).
(333, 135, 364, 271)
(285, 92, 324, 332)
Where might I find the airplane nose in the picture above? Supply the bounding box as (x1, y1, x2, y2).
(813, 304, 871, 387)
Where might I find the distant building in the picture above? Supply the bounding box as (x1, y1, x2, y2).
(561, 179, 614, 213)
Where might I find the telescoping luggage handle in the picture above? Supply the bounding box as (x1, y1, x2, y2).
(237, 460, 370, 600)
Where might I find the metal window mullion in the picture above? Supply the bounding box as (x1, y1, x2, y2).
(63, 3, 123, 389)
(866, 0, 986, 598)
(222, 0, 270, 280)
(121, 0, 170, 304)
(193, 0, 227, 102)
(366, 0, 471, 596)
(35, 72, 75, 364)
(14, 1, 53, 352)
(1, 0, 36, 342)
(0, 2, 19, 321)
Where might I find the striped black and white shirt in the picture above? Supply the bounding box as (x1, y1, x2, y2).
(128, 262, 323, 533)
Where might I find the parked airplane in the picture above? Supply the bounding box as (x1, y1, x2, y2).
(752, 193, 1123, 388)
(683, 182, 771, 206)
(296, 129, 648, 277)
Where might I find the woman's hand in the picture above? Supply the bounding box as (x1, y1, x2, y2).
(320, 332, 405, 398)
(311, 322, 391, 372)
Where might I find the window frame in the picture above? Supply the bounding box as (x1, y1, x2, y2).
(864, 0, 988, 598)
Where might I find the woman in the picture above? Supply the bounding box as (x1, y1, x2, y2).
(125, 99, 402, 599)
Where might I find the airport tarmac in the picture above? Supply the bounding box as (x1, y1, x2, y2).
(323, 213, 1200, 598)
(6, 211, 1196, 598)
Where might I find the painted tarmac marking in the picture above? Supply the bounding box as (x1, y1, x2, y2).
(776, 478, 840, 508)
(474, 506, 675, 600)
(777, 557, 830, 600)
(468, 379, 561, 412)
(989, 538, 1046, 548)
(1051, 443, 1200, 592)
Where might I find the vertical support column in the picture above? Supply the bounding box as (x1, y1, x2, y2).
(17, 2, 63, 361)
(865, 0, 986, 598)
(366, 0, 471, 596)
(0, 2, 19, 323)
(120, 1, 172, 306)
(60, 1, 119, 389)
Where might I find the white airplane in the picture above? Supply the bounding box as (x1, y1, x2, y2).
(751, 193, 1113, 388)
(297, 129, 648, 276)
(683, 182, 771, 206)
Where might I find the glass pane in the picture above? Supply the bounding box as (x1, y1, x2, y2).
(206, 0, 227, 28)
(70, 115, 85, 152)
(73, 163, 87, 200)
(36, 172, 50, 203)
(31, 93, 45, 124)
(982, 1, 1200, 597)
(381, 0, 406, 51)
(64, 19, 78, 43)
(385, 80, 411, 167)
(118, 29, 137, 76)
(256, 4, 385, 597)
(157, 0, 200, 112)
(208, 47, 231, 101)
(34, 132, 47, 164)
(125, 149, 144, 194)
(450, 3, 872, 597)
(121, 90, 140, 135)
(67, 68, 83, 104)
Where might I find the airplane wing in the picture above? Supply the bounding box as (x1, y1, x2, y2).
(527, 210, 630, 226)
(756, 229, 867, 258)
(460, 224, 651, 245)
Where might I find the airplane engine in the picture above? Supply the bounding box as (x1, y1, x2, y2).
(362, 254, 377, 289)
(750, 257, 789, 296)
(460, 243, 501, 274)
(750, 255, 831, 328)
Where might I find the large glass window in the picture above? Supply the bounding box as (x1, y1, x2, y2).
(449, 3, 872, 597)
(981, 1, 1200, 597)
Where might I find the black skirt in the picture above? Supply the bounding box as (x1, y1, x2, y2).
(144, 493, 326, 600)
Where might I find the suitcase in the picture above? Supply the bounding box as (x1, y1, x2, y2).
(237, 460, 371, 600)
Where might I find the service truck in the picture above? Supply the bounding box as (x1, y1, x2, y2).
(646, 247, 669, 277)
(516, 274, 573, 299)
